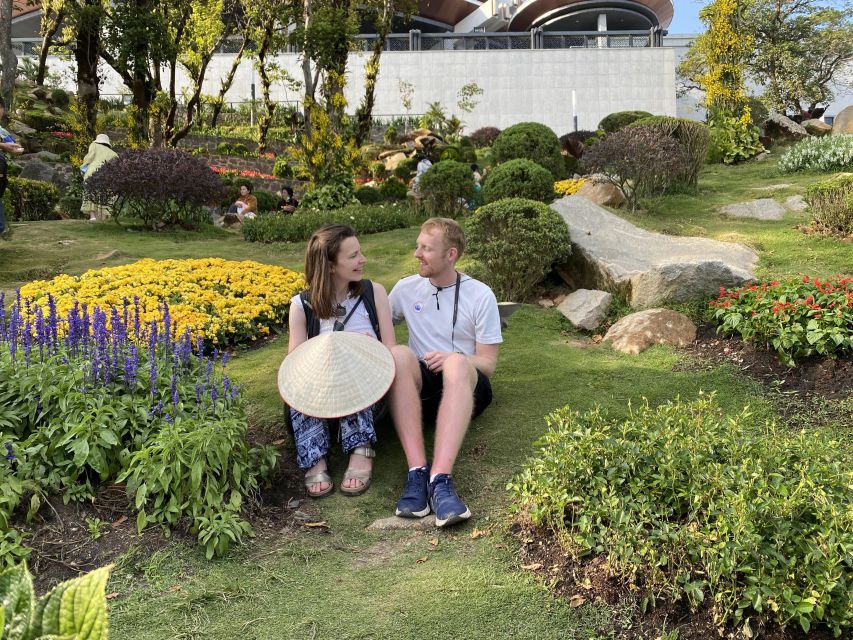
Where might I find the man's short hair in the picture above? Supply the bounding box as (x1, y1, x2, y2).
(421, 217, 465, 258)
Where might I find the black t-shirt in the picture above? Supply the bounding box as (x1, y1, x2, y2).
(277, 196, 298, 211)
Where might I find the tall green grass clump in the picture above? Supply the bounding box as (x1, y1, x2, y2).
(509, 395, 852, 636)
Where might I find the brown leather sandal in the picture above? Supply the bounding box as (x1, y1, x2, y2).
(340, 446, 375, 497)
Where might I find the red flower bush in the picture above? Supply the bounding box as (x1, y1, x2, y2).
(210, 166, 276, 181)
(710, 275, 853, 365)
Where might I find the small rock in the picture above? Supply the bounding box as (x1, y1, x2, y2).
(784, 195, 808, 212)
(604, 308, 697, 355)
(558, 289, 612, 331)
(367, 516, 434, 531)
(383, 152, 408, 172)
(718, 198, 786, 221)
(57, 240, 75, 246)
(763, 113, 809, 142)
(538, 298, 555, 309)
(35, 150, 61, 162)
(9, 120, 36, 136)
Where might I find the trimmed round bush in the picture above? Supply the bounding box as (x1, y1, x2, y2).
(465, 198, 570, 301)
(469, 126, 501, 148)
(49, 88, 70, 108)
(82, 148, 224, 228)
(393, 157, 417, 181)
(4, 177, 61, 221)
(628, 115, 710, 188)
(481, 158, 555, 204)
(492, 122, 565, 180)
(804, 174, 853, 236)
(598, 110, 654, 134)
(379, 177, 408, 201)
(418, 160, 475, 217)
(254, 189, 278, 212)
(355, 186, 382, 204)
(273, 157, 293, 178)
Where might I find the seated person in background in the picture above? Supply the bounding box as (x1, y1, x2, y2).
(277, 186, 299, 213)
(224, 183, 258, 224)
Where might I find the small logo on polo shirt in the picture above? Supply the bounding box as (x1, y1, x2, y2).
(413, 301, 424, 313)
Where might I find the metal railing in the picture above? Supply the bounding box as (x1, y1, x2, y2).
(13, 27, 662, 59)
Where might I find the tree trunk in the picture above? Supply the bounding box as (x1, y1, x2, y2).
(209, 37, 248, 128)
(256, 20, 275, 152)
(0, 0, 17, 115)
(75, 0, 101, 138)
(354, 1, 392, 148)
(36, 7, 65, 86)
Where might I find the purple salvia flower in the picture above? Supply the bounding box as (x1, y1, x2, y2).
(8, 303, 20, 361)
(161, 301, 171, 351)
(47, 294, 59, 354)
(222, 375, 231, 398)
(22, 320, 32, 367)
(210, 384, 218, 404)
(164, 413, 174, 424)
(133, 296, 141, 339)
(205, 358, 213, 382)
(0, 292, 6, 343)
(171, 370, 179, 409)
(124, 344, 139, 387)
(122, 298, 130, 338)
(34, 307, 46, 362)
(222, 351, 229, 368)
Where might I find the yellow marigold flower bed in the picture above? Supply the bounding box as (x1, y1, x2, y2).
(19, 258, 306, 345)
(554, 178, 586, 196)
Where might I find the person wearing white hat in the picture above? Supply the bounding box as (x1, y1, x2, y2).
(80, 133, 118, 221)
(388, 217, 502, 527)
(286, 224, 396, 497)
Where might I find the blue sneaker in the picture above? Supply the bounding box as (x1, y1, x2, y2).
(428, 474, 471, 528)
(395, 465, 431, 518)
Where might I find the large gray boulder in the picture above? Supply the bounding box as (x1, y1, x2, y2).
(763, 113, 809, 142)
(832, 105, 853, 135)
(18, 157, 69, 190)
(718, 198, 786, 220)
(552, 196, 758, 308)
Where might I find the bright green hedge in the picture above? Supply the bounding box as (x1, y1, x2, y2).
(5, 177, 61, 221)
(491, 122, 565, 180)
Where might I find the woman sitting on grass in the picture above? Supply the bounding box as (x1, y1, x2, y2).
(223, 183, 258, 225)
(287, 225, 396, 497)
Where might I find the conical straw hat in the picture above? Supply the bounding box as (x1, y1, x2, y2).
(277, 332, 395, 419)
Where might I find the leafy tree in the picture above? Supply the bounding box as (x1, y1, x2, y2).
(746, 0, 853, 116)
(0, 0, 16, 113)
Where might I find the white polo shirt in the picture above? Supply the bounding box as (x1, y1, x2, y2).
(389, 274, 502, 358)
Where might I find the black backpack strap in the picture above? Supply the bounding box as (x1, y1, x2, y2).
(360, 280, 382, 342)
(299, 291, 321, 339)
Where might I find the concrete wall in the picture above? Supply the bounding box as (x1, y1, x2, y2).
(45, 47, 677, 133)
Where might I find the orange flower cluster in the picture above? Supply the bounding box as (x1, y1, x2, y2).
(210, 166, 277, 181)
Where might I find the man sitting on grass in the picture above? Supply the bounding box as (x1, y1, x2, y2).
(388, 217, 502, 527)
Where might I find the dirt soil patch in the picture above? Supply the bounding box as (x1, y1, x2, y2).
(512, 520, 835, 640)
(682, 324, 853, 401)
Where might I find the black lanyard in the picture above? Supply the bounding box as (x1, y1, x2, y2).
(334, 296, 363, 331)
(431, 272, 462, 350)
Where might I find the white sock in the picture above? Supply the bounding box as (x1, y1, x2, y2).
(409, 465, 427, 472)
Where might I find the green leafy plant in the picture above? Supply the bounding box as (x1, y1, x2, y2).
(242, 203, 424, 243)
(370, 161, 387, 181)
(354, 186, 382, 205)
(49, 88, 70, 109)
(804, 173, 853, 236)
(481, 159, 555, 204)
(86, 517, 111, 540)
(465, 198, 570, 301)
(707, 114, 764, 164)
(509, 395, 853, 636)
(710, 275, 853, 366)
(778, 134, 853, 173)
(0, 562, 112, 639)
(393, 157, 417, 181)
(597, 110, 654, 134)
(491, 122, 565, 180)
(300, 182, 357, 211)
(418, 160, 475, 217)
(253, 189, 278, 213)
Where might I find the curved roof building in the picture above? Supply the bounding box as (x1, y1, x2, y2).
(411, 0, 673, 33)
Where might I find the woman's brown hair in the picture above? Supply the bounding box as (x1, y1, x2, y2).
(304, 224, 363, 319)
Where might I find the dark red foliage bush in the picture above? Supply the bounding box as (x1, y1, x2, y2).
(581, 128, 690, 211)
(559, 130, 597, 158)
(83, 148, 224, 228)
(469, 126, 501, 148)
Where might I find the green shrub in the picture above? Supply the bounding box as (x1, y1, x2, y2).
(300, 182, 357, 211)
(804, 174, 853, 236)
(509, 395, 853, 637)
(778, 134, 853, 173)
(379, 177, 408, 201)
(273, 157, 293, 178)
(581, 127, 691, 211)
(22, 109, 66, 132)
(628, 116, 710, 188)
(710, 275, 853, 365)
(215, 141, 252, 157)
(418, 160, 475, 217)
(242, 203, 423, 243)
(708, 114, 764, 164)
(355, 186, 382, 204)
(393, 157, 417, 181)
(492, 122, 565, 180)
(254, 188, 278, 212)
(49, 87, 70, 108)
(5, 177, 60, 221)
(597, 110, 653, 134)
(440, 146, 460, 161)
(370, 161, 387, 180)
(481, 158, 555, 204)
(465, 198, 570, 301)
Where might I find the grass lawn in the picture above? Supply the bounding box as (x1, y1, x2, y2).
(1, 159, 850, 638)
